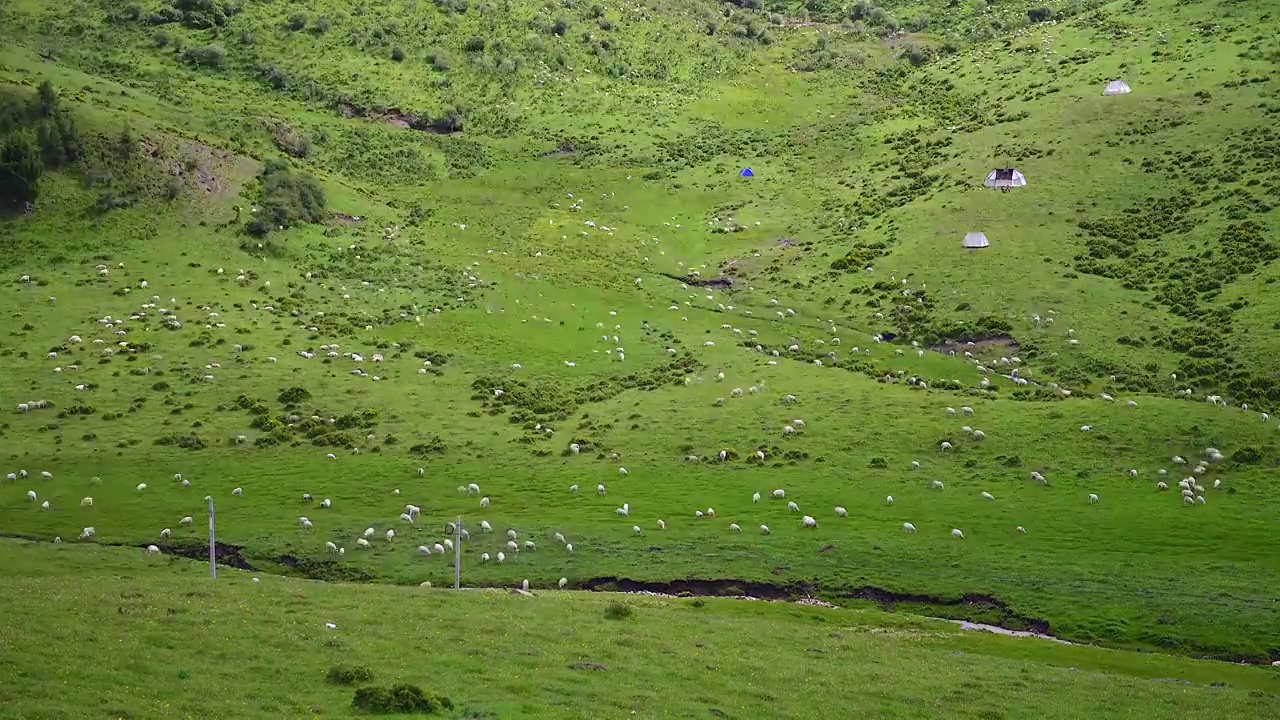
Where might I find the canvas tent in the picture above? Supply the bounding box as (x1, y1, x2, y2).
(1103, 80, 1131, 96)
(984, 168, 1026, 192)
(739, 168, 754, 177)
(963, 232, 989, 249)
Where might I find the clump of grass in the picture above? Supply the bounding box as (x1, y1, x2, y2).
(603, 601, 633, 620)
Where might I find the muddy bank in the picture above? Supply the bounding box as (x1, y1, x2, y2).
(152, 540, 257, 571)
(928, 334, 1020, 356)
(656, 271, 734, 290)
(950, 620, 1075, 645)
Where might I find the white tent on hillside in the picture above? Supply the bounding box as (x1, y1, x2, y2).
(1103, 80, 1132, 96)
(984, 168, 1026, 192)
(962, 232, 990, 249)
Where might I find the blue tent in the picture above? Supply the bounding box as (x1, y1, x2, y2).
(739, 168, 754, 177)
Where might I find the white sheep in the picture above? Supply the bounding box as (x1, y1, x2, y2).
(146, 545, 161, 555)
(507, 529, 518, 540)
(434, 543, 446, 554)
(759, 525, 771, 535)
(911, 461, 921, 471)
(232, 487, 243, 496)
(801, 515, 818, 528)
(940, 441, 953, 451)
(497, 552, 506, 563)
(787, 501, 799, 512)
(1156, 482, 1168, 491)
(363, 527, 376, 539)
(618, 467, 629, 476)
(80, 497, 94, 507)
(632, 525, 642, 535)
(136, 483, 147, 491)
(656, 519, 666, 530)
(981, 491, 995, 501)
(773, 488, 786, 499)
(480, 520, 493, 533)
(1016, 526, 1027, 534)
(932, 480, 944, 490)
(569, 484, 580, 493)
(565, 543, 574, 553)
(480, 496, 490, 508)
(160, 528, 173, 539)
(326, 541, 339, 553)
(320, 498, 332, 508)
(597, 484, 606, 495)
(951, 528, 965, 539)
(961, 407, 974, 416)
(834, 506, 848, 517)
(1088, 493, 1099, 504)
(357, 538, 371, 548)
(886, 495, 895, 505)
(468, 482, 480, 495)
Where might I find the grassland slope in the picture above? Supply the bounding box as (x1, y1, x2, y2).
(0, 0, 1278, 663)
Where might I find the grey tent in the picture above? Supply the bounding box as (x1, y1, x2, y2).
(984, 168, 1026, 192)
(963, 232, 989, 249)
(1103, 80, 1131, 96)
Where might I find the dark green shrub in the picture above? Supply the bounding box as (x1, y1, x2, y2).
(180, 44, 226, 69)
(326, 664, 373, 686)
(390, 46, 406, 62)
(278, 386, 312, 404)
(286, 13, 307, 31)
(350, 683, 452, 714)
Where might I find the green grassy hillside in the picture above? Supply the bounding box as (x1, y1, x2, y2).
(1, 539, 1277, 719)
(1, 0, 1278, 667)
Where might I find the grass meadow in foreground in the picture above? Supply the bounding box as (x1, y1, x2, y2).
(0, 540, 1278, 720)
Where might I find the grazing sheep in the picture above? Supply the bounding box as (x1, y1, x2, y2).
(903, 522, 917, 534)
(363, 527, 376, 539)
(1016, 526, 1027, 534)
(911, 461, 921, 471)
(932, 480, 944, 490)
(232, 487, 243, 496)
(481, 552, 490, 562)
(146, 545, 161, 555)
(597, 484, 606, 495)
(320, 498, 332, 508)
(1156, 482, 1168, 491)
(434, 543, 446, 554)
(565, 543, 574, 553)
(507, 529, 518, 540)
(951, 528, 965, 539)
(632, 525, 642, 535)
(961, 407, 974, 416)
(507, 540, 519, 552)
(357, 538, 371, 548)
(656, 520, 666, 530)
(981, 491, 995, 501)
(729, 523, 741, 533)
(326, 542, 339, 553)
(136, 483, 147, 491)
(468, 483, 480, 495)
(706, 508, 715, 518)
(752, 492, 761, 503)
(759, 525, 771, 535)
(481, 520, 493, 533)
(886, 495, 895, 504)
(787, 501, 799, 512)
(695, 510, 704, 519)
(940, 441, 953, 451)
(559, 577, 568, 589)
(160, 528, 173, 539)
(80, 497, 94, 507)
(385, 529, 396, 542)
(618, 467, 629, 476)
(480, 496, 490, 508)
(773, 488, 786, 499)
(801, 515, 818, 528)
(497, 552, 506, 563)
(179, 516, 192, 526)
(834, 506, 848, 517)
(569, 484, 580, 493)
(1088, 493, 1099, 504)
(1196, 495, 1207, 505)
(40, 471, 53, 479)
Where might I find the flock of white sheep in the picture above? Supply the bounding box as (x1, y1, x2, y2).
(4, 246, 1272, 580)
